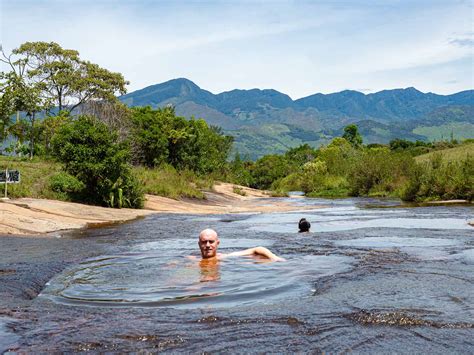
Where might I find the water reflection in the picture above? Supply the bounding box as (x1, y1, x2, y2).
(199, 258, 220, 283)
(41, 251, 354, 309)
(31, 198, 474, 352)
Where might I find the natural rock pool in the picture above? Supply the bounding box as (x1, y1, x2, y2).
(1, 198, 473, 352)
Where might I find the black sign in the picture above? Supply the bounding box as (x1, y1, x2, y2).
(0, 170, 20, 183)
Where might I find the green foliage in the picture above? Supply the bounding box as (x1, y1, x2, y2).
(233, 186, 247, 196)
(131, 106, 233, 174)
(12, 41, 128, 113)
(250, 154, 291, 189)
(401, 154, 474, 201)
(135, 164, 207, 199)
(284, 144, 317, 169)
(36, 113, 71, 156)
(342, 124, 363, 147)
(348, 148, 415, 197)
(51, 115, 144, 208)
(49, 172, 85, 200)
(225, 152, 254, 187)
(317, 137, 357, 175)
(0, 155, 64, 199)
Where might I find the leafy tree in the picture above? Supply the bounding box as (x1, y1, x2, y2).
(390, 138, 414, 150)
(284, 144, 317, 169)
(342, 124, 363, 147)
(3, 41, 128, 114)
(131, 106, 175, 167)
(51, 115, 143, 208)
(250, 154, 291, 189)
(228, 152, 254, 186)
(318, 137, 356, 175)
(169, 119, 233, 174)
(37, 112, 71, 155)
(131, 106, 233, 173)
(1, 47, 52, 157)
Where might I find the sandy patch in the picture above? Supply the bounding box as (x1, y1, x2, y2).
(0, 183, 321, 236)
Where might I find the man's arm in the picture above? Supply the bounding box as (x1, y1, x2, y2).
(226, 247, 285, 262)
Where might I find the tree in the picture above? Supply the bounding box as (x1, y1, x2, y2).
(131, 106, 174, 167)
(285, 144, 317, 169)
(0, 69, 49, 157)
(51, 115, 143, 208)
(1, 45, 48, 156)
(130, 106, 233, 173)
(250, 154, 291, 189)
(4, 41, 128, 114)
(342, 124, 363, 147)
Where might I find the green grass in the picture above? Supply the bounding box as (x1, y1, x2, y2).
(415, 142, 474, 163)
(232, 186, 247, 196)
(413, 123, 474, 141)
(0, 157, 214, 201)
(306, 187, 350, 198)
(134, 164, 211, 200)
(0, 156, 64, 199)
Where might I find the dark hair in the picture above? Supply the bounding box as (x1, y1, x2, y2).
(298, 218, 311, 232)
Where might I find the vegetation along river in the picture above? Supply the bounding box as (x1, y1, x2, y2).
(0, 198, 473, 352)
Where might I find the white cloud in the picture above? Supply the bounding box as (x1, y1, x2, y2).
(1, 0, 472, 97)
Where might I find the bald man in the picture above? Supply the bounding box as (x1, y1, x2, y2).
(198, 228, 285, 262)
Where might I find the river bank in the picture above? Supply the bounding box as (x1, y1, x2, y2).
(0, 183, 323, 236)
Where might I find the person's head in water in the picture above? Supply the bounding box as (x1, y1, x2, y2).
(298, 218, 311, 233)
(198, 228, 220, 259)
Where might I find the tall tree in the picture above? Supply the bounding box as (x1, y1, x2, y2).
(1, 47, 51, 157)
(342, 124, 363, 148)
(4, 41, 128, 114)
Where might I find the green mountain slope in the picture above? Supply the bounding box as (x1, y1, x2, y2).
(119, 79, 473, 158)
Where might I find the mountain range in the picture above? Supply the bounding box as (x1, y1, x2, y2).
(119, 78, 474, 159)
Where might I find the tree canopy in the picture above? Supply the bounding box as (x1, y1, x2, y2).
(1, 41, 128, 114)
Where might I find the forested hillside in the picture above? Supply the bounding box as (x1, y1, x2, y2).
(120, 78, 474, 159)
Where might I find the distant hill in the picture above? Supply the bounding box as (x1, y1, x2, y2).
(120, 78, 474, 159)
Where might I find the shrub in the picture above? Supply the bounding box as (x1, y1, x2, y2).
(49, 172, 85, 193)
(135, 164, 206, 199)
(348, 148, 415, 196)
(51, 115, 144, 208)
(233, 186, 247, 196)
(400, 155, 473, 201)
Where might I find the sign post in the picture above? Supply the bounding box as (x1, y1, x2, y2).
(0, 168, 21, 199)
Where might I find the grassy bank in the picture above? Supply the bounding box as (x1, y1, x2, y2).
(415, 142, 474, 163)
(0, 156, 63, 199)
(0, 157, 212, 201)
(269, 142, 473, 202)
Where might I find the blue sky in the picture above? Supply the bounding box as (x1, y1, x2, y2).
(1, 0, 473, 99)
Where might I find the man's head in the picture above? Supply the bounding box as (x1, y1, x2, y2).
(198, 228, 220, 259)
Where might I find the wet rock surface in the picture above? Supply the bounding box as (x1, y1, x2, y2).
(1, 198, 473, 353)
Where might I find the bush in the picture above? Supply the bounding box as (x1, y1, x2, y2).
(250, 154, 291, 189)
(131, 106, 233, 174)
(135, 164, 206, 199)
(49, 172, 85, 193)
(233, 186, 247, 196)
(401, 155, 474, 201)
(51, 115, 144, 208)
(348, 148, 416, 197)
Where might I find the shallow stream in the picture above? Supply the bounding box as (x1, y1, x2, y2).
(1, 198, 473, 352)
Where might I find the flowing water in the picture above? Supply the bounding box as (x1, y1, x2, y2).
(1, 198, 473, 352)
